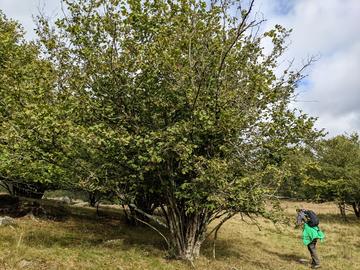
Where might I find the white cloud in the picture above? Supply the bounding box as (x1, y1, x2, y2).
(297, 42, 360, 136)
(258, 0, 360, 137)
(302, 42, 360, 115)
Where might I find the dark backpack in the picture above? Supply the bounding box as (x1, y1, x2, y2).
(305, 210, 319, 227)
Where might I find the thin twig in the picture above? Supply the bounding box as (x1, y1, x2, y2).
(133, 217, 170, 250)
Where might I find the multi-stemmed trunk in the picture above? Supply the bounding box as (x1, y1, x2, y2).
(339, 202, 360, 219)
(161, 198, 210, 261)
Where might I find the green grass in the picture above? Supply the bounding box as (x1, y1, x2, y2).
(0, 201, 359, 269)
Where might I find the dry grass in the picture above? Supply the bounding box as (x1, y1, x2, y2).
(0, 201, 359, 270)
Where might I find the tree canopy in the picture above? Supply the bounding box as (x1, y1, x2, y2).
(0, 0, 323, 261)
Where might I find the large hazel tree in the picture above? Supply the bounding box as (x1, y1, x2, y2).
(37, 0, 320, 261)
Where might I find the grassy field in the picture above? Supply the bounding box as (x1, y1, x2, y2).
(0, 201, 359, 270)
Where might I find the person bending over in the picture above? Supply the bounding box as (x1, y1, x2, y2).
(296, 209, 325, 269)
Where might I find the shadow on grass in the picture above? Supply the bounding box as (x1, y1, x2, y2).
(201, 238, 265, 259)
(201, 239, 243, 259)
(21, 215, 168, 254)
(201, 238, 284, 269)
(317, 213, 359, 224)
(262, 248, 307, 264)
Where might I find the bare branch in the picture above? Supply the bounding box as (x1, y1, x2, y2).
(245, 212, 262, 231)
(217, 0, 257, 76)
(206, 212, 236, 238)
(206, 212, 236, 259)
(133, 216, 170, 250)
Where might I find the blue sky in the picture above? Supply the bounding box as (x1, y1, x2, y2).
(1, 0, 359, 137)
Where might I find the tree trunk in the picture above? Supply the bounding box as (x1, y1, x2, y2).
(169, 217, 206, 261)
(176, 236, 203, 262)
(338, 202, 347, 221)
(352, 202, 360, 218)
(163, 202, 209, 262)
(88, 192, 99, 207)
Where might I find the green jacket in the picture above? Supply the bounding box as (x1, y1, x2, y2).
(302, 223, 325, 246)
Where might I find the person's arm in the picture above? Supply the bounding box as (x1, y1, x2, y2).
(296, 210, 306, 227)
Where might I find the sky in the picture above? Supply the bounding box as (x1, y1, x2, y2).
(0, 0, 359, 137)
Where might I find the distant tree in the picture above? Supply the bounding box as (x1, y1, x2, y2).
(37, 0, 320, 261)
(305, 134, 360, 218)
(0, 11, 73, 198)
(276, 148, 319, 199)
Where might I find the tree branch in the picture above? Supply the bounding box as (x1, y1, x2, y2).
(129, 203, 168, 229)
(133, 216, 170, 250)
